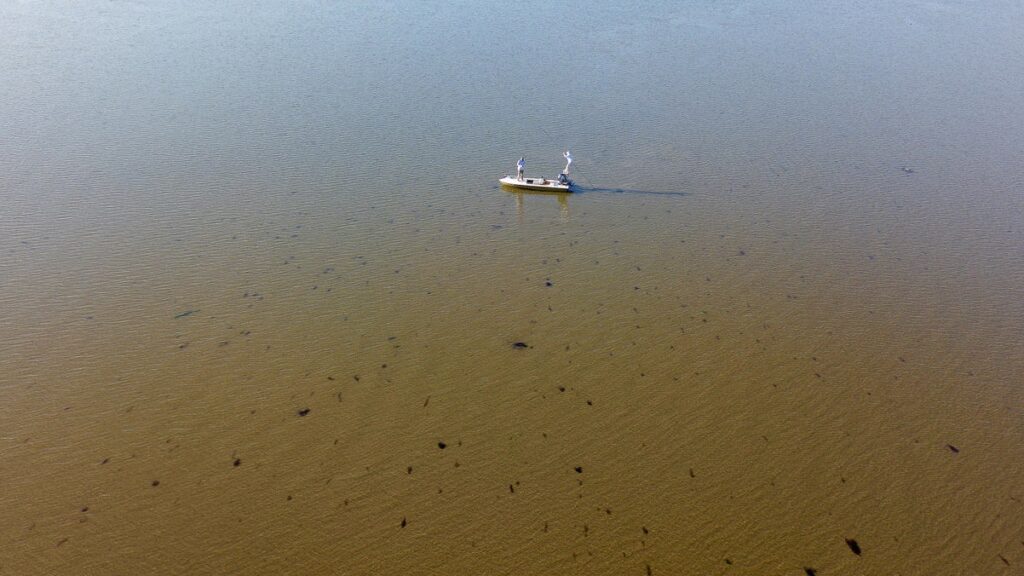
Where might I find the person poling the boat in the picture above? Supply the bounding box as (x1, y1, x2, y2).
(558, 150, 573, 184)
(516, 157, 525, 180)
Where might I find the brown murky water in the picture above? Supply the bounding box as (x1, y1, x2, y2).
(2, 1, 1023, 574)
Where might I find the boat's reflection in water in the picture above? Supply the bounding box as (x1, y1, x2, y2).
(506, 186, 689, 223)
(509, 189, 570, 223)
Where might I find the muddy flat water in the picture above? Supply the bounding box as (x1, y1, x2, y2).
(2, 1, 1023, 574)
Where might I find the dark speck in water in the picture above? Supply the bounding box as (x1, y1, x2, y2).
(297, 408, 311, 417)
(574, 466, 583, 474)
(846, 538, 861, 555)
(401, 517, 407, 528)
(946, 443, 960, 453)
(804, 569, 816, 576)
(545, 280, 553, 287)
(513, 342, 529, 349)
(438, 441, 447, 449)
(233, 458, 241, 467)
(151, 480, 160, 487)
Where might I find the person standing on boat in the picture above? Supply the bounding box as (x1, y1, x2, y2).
(562, 150, 573, 175)
(516, 156, 525, 180)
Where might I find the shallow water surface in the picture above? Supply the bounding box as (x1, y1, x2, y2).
(1, 1, 1023, 574)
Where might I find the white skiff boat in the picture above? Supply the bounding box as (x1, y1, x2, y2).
(499, 175, 572, 192)
(500, 151, 575, 192)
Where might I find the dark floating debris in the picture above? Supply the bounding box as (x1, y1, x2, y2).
(574, 466, 583, 474)
(545, 280, 553, 287)
(151, 480, 160, 487)
(173, 309, 199, 319)
(900, 166, 915, 174)
(804, 569, 817, 576)
(512, 342, 529, 349)
(297, 408, 311, 417)
(438, 441, 447, 449)
(946, 443, 960, 454)
(400, 516, 407, 528)
(233, 458, 241, 467)
(846, 538, 861, 555)
(689, 468, 695, 478)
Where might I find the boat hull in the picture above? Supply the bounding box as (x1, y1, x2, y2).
(499, 176, 572, 192)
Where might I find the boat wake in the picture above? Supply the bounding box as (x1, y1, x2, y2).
(573, 186, 690, 197)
